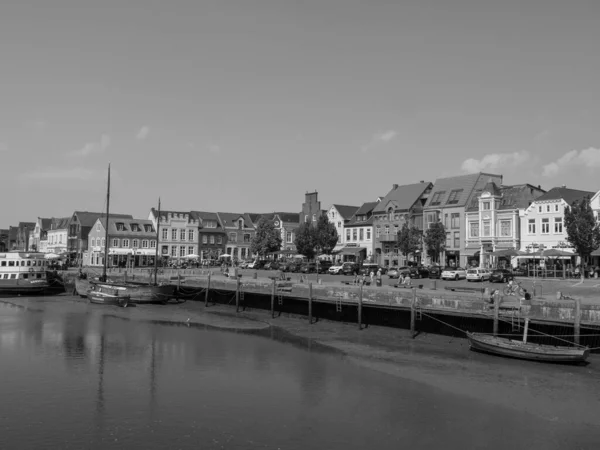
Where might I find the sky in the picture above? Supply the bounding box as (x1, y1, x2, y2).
(1, 0, 600, 228)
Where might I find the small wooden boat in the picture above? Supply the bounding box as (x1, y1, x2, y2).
(87, 284, 130, 307)
(466, 331, 590, 363)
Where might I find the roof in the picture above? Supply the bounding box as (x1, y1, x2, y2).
(18, 222, 36, 231)
(332, 205, 360, 220)
(466, 184, 546, 212)
(345, 201, 379, 227)
(252, 212, 300, 224)
(374, 181, 433, 213)
(217, 212, 255, 229)
(149, 208, 197, 223)
(73, 211, 133, 227)
(424, 173, 502, 209)
(482, 180, 502, 197)
(99, 217, 156, 237)
(534, 186, 595, 205)
(39, 218, 53, 230)
(50, 217, 71, 230)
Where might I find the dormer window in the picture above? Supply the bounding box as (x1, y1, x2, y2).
(446, 189, 463, 205)
(144, 224, 153, 232)
(482, 202, 490, 210)
(116, 222, 125, 231)
(238, 219, 244, 229)
(430, 191, 445, 206)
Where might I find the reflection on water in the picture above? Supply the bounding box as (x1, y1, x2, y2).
(0, 301, 597, 449)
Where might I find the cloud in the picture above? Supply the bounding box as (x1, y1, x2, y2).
(361, 130, 398, 152)
(542, 147, 600, 177)
(208, 144, 221, 153)
(461, 151, 530, 173)
(69, 134, 111, 157)
(23, 167, 97, 180)
(0, 142, 8, 152)
(136, 126, 150, 141)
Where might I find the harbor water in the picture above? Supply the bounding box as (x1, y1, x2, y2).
(1, 298, 599, 449)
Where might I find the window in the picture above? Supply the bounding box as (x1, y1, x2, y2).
(469, 222, 479, 238)
(243, 233, 251, 243)
(366, 229, 371, 240)
(346, 229, 351, 241)
(500, 220, 511, 237)
(210, 236, 215, 244)
(101, 238, 105, 248)
(376, 226, 380, 238)
(541, 218, 550, 234)
(228, 232, 237, 242)
(384, 225, 390, 235)
(446, 232, 452, 248)
(241, 248, 247, 258)
(171, 229, 177, 240)
(555, 204, 559, 212)
(162, 229, 168, 240)
(188, 246, 194, 255)
(144, 224, 153, 232)
(538, 206, 542, 213)
(202, 235, 208, 244)
(286, 232, 293, 243)
(238, 219, 244, 229)
(91, 238, 96, 247)
(96, 223, 100, 231)
(132, 239, 139, 248)
(337, 221, 341, 228)
(546, 205, 550, 212)
(171, 246, 177, 257)
(188, 230, 194, 241)
(482, 221, 491, 237)
(180, 229, 186, 240)
(112, 238, 119, 247)
(116, 223, 125, 231)
(528, 219, 536, 234)
(359, 228, 364, 240)
(352, 229, 357, 241)
(122, 239, 130, 247)
(142, 240, 149, 248)
(453, 232, 460, 248)
(217, 236, 223, 244)
(150, 240, 156, 248)
(451, 213, 460, 229)
(180, 246, 186, 257)
(444, 214, 449, 228)
(447, 189, 463, 204)
(554, 217, 563, 233)
(430, 191, 445, 206)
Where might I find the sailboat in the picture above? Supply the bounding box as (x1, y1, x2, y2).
(74, 164, 175, 304)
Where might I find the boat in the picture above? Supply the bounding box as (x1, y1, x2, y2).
(87, 283, 130, 307)
(0, 251, 52, 295)
(74, 164, 175, 304)
(466, 331, 590, 363)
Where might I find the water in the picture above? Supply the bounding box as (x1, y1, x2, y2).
(0, 300, 599, 450)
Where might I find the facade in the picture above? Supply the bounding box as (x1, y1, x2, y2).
(7, 227, 18, 251)
(148, 209, 200, 262)
(16, 222, 36, 251)
(590, 189, 600, 266)
(217, 212, 256, 261)
(300, 191, 325, 226)
(32, 218, 52, 253)
(520, 186, 595, 261)
(252, 212, 300, 253)
(192, 211, 227, 261)
(372, 181, 433, 267)
(0, 229, 8, 252)
(47, 217, 70, 255)
(85, 217, 157, 268)
(326, 204, 359, 252)
(423, 173, 503, 268)
(67, 211, 133, 265)
(465, 182, 546, 268)
(336, 201, 379, 263)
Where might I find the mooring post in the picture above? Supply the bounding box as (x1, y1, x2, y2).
(204, 272, 211, 307)
(308, 282, 313, 324)
(235, 277, 240, 312)
(522, 318, 530, 343)
(574, 298, 581, 345)
(493, 291, 500, 336)
(271, 278, 276, 318)
(410, 287, 417, 338)
(358, 284, 363, 330)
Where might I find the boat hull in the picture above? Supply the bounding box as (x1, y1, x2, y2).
(466, 332, 590, 363)
(75, 278, 174, 304)
(87, 292, 129, 306)
(0, 279, 50, 296)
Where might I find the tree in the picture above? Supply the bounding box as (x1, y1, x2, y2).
(424, 222, 446, 264)
(294, 222, 317, 260)
(397, 223, 423, 263)
(564, 197, 600, 279)
(314, 215, 338, 257)
(250, 218, 282, 258)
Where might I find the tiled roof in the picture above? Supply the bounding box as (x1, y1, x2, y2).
(73, 211, 133, 227)
(332, 205, 360, 220)
(149, 209, 197, 223)
(50, 217, 71, 230)
(534, 186, 595, 205)
(100, 217, 156, 237)
(466, 184, 546, 212)
(190, 211, 225, 230)
(217, 212, 255, 229)
(424, 173, 502, 209)
(253, 212, 300, 224)
(373, 181, 432, 213)
(39, 218, 53, 230)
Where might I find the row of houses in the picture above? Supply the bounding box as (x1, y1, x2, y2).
(3, 171, 600, 269)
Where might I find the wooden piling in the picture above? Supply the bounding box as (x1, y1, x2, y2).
(204, 272, 211, 307)
(358, 284, 363, 330)
(574, 298, 581, 345)
(522, 318, 530, 343)
(271, 278, 276, 318)
(235, 277, 240, 312)
(410, 287, 416, 338)
(493, 291, 500, 336)
(308, 282, 313, 324)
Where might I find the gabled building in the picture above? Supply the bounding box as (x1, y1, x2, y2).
(326, 204, 360, 250)
(32, 218, 53, 253)
(423, 172, 502, 267)
(252, 212, 301, 254)
(0, 229, 8, 252)
(85, 217, 157, 268)
(465, 182, 546, 268)
(47, 217, 71, 255)
(8, 226, 18, 251)
(336, 200, 380, 263)
(520, 186, 595, 262)
(148, 209, 200, 262)
(191, 211, 227, 261)
(300, 191, 325, 226)
(590, 189, 600, 266)
(372, 181, 433, 267)
(216, 212, 256, 261)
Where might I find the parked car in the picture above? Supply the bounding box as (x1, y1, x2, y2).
(428, 265, 442, 279)
(317, 261, 333, 273)
(341, 262, 360, 276)
(360, 263, 387, 276)
(387, 268, 400, 279)
(278, 261, 292, 272)
(289, 261, 304, 273)
(466, 268, 491, 282)
(441, 267, 467, 280)
(328, 262, 345, 275)
(489, 269, 515, 283)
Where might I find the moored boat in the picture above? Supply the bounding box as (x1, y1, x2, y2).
(87, 283, 130, 307)
(75, 277, 174, 304)
(466, 331, 590, 363)
(0, 252, 51, 295)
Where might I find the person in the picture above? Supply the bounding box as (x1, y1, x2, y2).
(354, 272, 359, 285)
(361, 273, 367, 286)
(402, 273, 411, 287)
(370, 270, 375, 285)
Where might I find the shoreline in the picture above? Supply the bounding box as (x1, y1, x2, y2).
(2, 294, 600, 428)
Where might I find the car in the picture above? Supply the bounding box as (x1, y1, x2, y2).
(387, 268, 400, 279)
(317, 261, 333, 273)
(341, 262, 360, 276)
(278, 261, 292, 272)
(428, 265, 442, 279)
(466, 268, 491, 282)
(360, 263, 387, 276)
(238, 261, 250, 269)
(489, 268, 515, 283)
(328, 263, 345, 275)
(247, 261, 257, 269)
(300, 262, 317, 273)
(441, 267, 467, 280)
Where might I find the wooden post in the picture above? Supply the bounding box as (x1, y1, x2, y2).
(493, 291, 500, 336)
(204, 272, 211, 307)
(522, 318, 530, 343)
(308, 282, 313, 324)
(358, 284, 363, 330)
(271, 278, 276, 318)
(235, 277, 240, 312)
(574, 298, 581, 345)
(410, 287, 416, 338)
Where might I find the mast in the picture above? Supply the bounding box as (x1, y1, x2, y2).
(153, 198, 161, 285)
(102, 164, 111, 281)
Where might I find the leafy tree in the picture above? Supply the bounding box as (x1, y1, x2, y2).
(294, 222, 317, 260)
(314, 215, 338, 256)
(424, 222, 446, 264)
(397, 223, 422, 262)
(250, 218, 282, 258)
(564, 197, 600, 279)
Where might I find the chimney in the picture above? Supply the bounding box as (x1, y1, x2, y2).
(419, 180, 424, 183)
(537, 185, 540, 189)
(393, 184, 399, 189)
(562, 184, 566, 188)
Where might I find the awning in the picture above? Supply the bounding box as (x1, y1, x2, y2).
(134, 248, 157, 256)
(593, 249, 600, 257)
(331, 244, 345, 253)
(108, 248, 134, 255)
(339, 246, 366, 255)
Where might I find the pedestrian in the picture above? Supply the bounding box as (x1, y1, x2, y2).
(370, 270, 375, 285)
(376, 268, 382, 286)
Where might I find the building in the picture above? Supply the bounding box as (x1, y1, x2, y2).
(372, 181, 433, 267)
(520, 186, 595, 262)
(217, 212, 256, 261)
(336, 201, 379, 263)
(300, 191, 325, 226)
(590, 189, 600, 267)
(16, 222, 36, 251)
(85, 217, 157, 268)
(192, 211, 227, 261)
(32, 218, 53, 253)
(251, 212, 301, 254)
(464, 182, 546, 268)
(148, 209, 200, 263)
(67, 211, 133, 265)
(423, 173, 503, 267)
(7, 226, 18, 251)
(0, 229, 8, 252)
(326, 204, 360, 252)
(47, 217, 70, 255)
